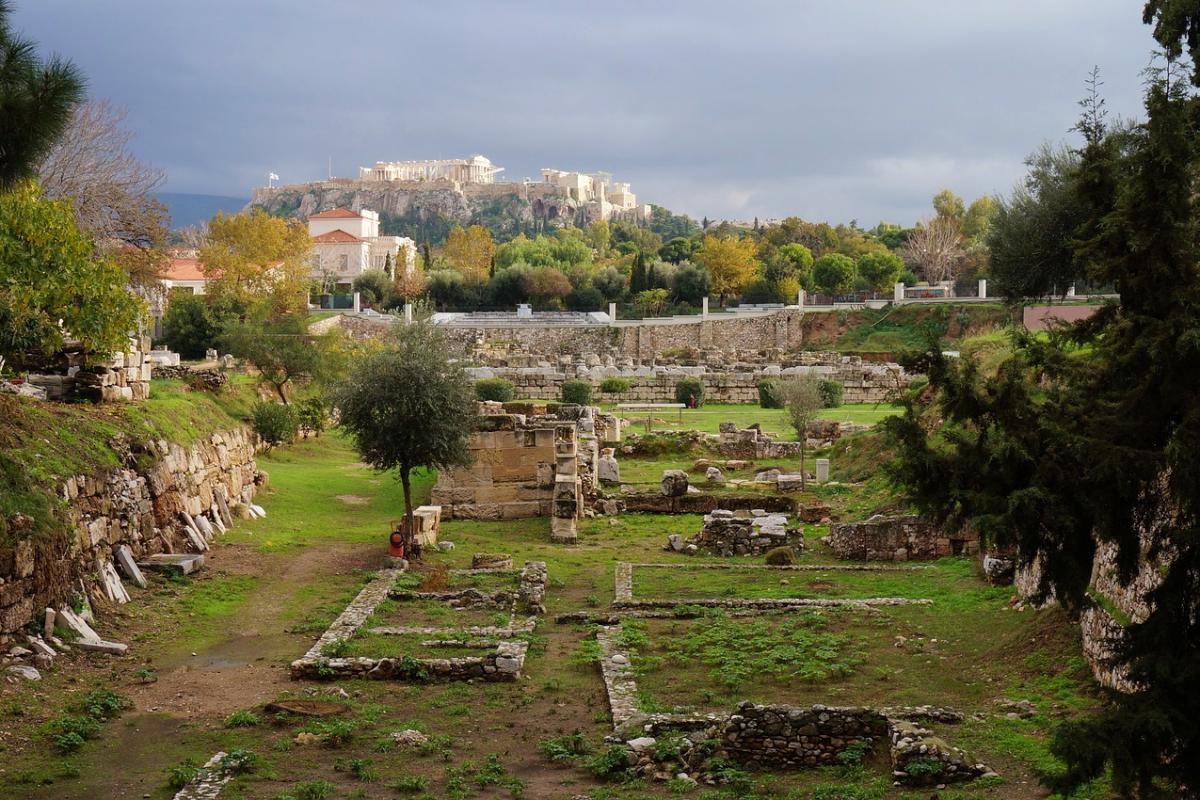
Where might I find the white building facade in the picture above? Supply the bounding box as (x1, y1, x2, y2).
(307, 208, 416, 292)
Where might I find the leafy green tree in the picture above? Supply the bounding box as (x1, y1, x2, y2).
(660, 236, 699, 264)
(633, 288, 669, 317)
(780, 376, 823, 489)
(424, 269, 470, 308)
(987, 144, 1089, 298)
(0, 183, 142, 366)
(160, 294, 222, 359)
(221, 315, 341, 404)
(0, 1, 85, 188)
(932, 188, 965, 221)
(671, 262, 711, 305)
(351, 269, 392, 307)
(693, 235, 759, 301)
(811, 253, 856, 294)
(592, 266, 626, 301)
(886, 12, 1200, 792)
(565, 285, 604, 311)
(486, 264, 532, 307)
(334, 323, 476, 557)
(855, 251, 904, 292)
(961, 196, 997, 242)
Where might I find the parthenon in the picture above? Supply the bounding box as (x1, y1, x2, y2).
(358, 154, 504, 184)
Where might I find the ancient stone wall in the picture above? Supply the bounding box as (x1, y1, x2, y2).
(0, 428, 260, 638)
(24, 335, 154, 403)
(722, 703, 888, 769)
(828, 515, 978, 561)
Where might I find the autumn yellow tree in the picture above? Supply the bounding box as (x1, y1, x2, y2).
(442, 224, 495, 283)
(694, 234, 759, 302)
(200, 209, 311, 317)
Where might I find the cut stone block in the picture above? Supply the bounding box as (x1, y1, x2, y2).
(74, 639, 128, 655)
(138, 552, 205, 575)
(114, 545, 148, 589)
(56, 606, 100, 642)
(183, 524, 208, 552)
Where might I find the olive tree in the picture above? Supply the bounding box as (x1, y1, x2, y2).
(333, 323, 476, 557)
(780, 376, 824, 489)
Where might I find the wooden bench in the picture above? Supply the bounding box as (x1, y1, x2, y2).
(616, 402, 686, 432)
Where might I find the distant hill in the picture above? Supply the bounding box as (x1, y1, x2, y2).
(156, 192, 247, 229)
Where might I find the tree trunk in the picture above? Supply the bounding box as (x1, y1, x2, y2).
(400, 466, 419, 560)
(800, 438, 807, 491)
(275, 381, 289, 405)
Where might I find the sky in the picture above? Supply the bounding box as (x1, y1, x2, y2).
(14, 1, 1157, 226)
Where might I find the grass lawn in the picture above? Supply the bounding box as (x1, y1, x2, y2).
(0, 404, 1111, 800)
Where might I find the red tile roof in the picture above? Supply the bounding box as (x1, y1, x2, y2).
(309, 208, 361, 220)
(312, 229, 365, 243)
(163, 257, 205, 281)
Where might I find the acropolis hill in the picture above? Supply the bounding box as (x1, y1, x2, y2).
(248, 154, 652, 239)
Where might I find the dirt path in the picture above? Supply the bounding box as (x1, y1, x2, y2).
(129, 540, 382, 719)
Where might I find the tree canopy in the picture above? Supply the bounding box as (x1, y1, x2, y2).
(199, 209, 311, 317)
(0, 182, 142, 366)
(0, 1, 85, 189)
(884, 10, 1200, 792)
(333, 323, 476, 556)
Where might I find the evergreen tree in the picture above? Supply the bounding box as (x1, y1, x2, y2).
(630, 250, 647, 294)
(885, 12, 1200, 793)
(0, 1, 85, 188)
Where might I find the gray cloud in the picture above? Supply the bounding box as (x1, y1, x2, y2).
(15, 0, 1153, 224)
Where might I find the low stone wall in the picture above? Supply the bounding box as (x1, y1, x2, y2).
(828, 515, 978, 561)
(722, 703, 887, 769)
(620, 491, 797, 515)
(290, 641, 529, 682)
(469, 359, 904, 405)
(0, 428, 260, 638)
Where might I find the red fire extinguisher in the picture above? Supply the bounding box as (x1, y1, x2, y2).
(388, 528, 405, 558)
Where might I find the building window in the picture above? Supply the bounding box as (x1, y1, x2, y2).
(311, 253, 321, 269)
(339, 253, 349, 270)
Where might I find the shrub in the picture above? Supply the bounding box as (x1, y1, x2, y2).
(46, 715, 100, 753)
(73, 689, 129, 721)
(164, 760, 201, 790)
(675, 377, 704, 407)
(296, 396, 327, 436)
(586, 745, 631, 779)
(251, 401, 297, 447)
(757, 378, 784, 408)
(475, 377, 515, 403)
(561, 378, 592, 405)
(599, 376, 631, 394)
(764, 546, 797, 566)
(818, 379, 844, 408)
(160, 294, 222, 359)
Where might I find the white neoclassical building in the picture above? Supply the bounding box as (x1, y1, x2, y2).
(307, 208, 415, 292)
(358, 154, 504, 184)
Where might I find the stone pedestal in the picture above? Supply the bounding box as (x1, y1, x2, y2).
(815, 458, 830, 483)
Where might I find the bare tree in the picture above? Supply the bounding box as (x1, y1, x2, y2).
(38, 99, 169, 286)
(781, 376, 824, 489)
(900, 216, 963, 284)
(176, 222, 209, 249)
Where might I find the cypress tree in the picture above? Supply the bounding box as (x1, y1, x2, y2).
(884, 12, 1200, 793)
(630, 251, 647, 294)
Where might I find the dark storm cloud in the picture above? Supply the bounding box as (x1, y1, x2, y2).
(15, 0, 1152, 224)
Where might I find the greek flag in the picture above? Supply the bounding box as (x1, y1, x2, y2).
(269, 172, 280, 181)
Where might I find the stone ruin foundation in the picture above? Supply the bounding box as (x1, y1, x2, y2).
(592, 626, 992, 787)
(430, 403, 617, 544)
(828, 515, 979, 561)
(290, 561, 547, 683)
(671, 508, 805, 557)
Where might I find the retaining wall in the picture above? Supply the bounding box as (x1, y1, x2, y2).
(0, 428, 260, 638)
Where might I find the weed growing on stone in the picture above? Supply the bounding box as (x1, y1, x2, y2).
(163, 759, 201, 790)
